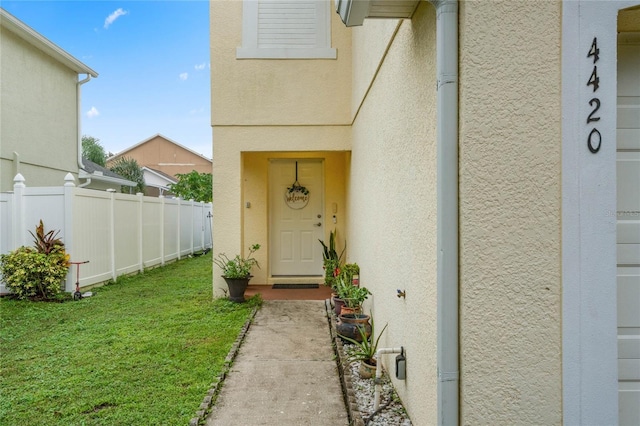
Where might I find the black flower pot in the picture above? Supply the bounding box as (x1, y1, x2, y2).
(223, 276, 252, 303)
(336, 313, 371, 343)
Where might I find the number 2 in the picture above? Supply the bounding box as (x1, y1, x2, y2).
(587, 98, 601, 123)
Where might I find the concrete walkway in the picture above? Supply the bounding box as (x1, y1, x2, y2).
(205, 300, 349, 426)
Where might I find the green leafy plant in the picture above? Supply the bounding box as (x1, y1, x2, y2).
(81, 134, 107, 166)
(319, 229, 345, 263)
(335, 276, 371, 309)
(0, 247, 68, 300)
(340, 315, 388, 366)
(169, 170, 212, 202)
(319, 230, 345, 289)
(213, 244, 261, 278)
(342, 263, 359, 284)
(1, 221, 70, 300)
(108, 156, 145, 193)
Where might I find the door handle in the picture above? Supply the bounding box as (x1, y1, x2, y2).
(314, 222, 322, 227)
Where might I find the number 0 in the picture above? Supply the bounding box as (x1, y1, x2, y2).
(588, 128, 601, 153)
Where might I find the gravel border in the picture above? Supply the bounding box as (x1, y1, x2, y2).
(191, 300, 411, 425)
(324, 299, 412, 426)
(189, 305, 259, 426)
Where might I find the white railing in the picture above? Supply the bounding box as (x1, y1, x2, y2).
(0, 173, 212, 294)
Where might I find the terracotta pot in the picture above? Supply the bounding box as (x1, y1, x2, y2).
(223, 276, 251, 303)
(333, 297, 346, 316)
(340, 305, 362, 316)
(359, 360, 377, 379)
(336, 313, 371, 342)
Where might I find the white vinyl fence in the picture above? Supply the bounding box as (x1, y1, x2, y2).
(0, 173, 212, 294)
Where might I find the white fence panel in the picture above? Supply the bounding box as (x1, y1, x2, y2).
(163, 198, 180, 262)
(0, 174, 212, 294)
(0, 193, 12, 294)
(142, 197, 163, 268)
(71, 188, 114, 288)
(113, 193, 142, 277)
(180, 200, 193, 257)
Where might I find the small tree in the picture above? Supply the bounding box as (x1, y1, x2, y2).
(169, 171, 212, 202)
(109, 156, 145, 194)
(82, 135, 107, 166)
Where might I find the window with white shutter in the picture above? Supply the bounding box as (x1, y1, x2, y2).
(237, 0, 337, 59)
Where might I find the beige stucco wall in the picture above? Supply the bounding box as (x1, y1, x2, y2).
(458, 1, 563, 424)
(0, 26, 80, 191)
(347, 3, 438, 424)
(211, 0, 352, 126)
(210, 0, 353, 295)
(242, 150, 348, 284)
(212, 125, 351, 295)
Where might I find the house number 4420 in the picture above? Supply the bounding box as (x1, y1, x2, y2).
(586, 37, 601, 154)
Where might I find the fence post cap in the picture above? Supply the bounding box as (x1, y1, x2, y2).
(64, 173, 76, 187)
(13, 173, 25, 188)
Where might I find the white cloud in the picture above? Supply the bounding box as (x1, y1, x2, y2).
(86, 106, 100, 118)
(179, 73, 188, 81)
(194, 63, 207, 71)
(104, 8, 128, 29)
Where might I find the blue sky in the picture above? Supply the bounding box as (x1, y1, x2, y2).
(2, 0, 212, 158)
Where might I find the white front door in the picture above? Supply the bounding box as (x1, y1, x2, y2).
(269, 159, 324, 276)
(617, 35, 640, 426)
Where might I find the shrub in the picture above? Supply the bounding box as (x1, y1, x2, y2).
(0, 220, 70, 300)
(0, 247, 69, 300)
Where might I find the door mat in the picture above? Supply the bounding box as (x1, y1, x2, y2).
(272, 283, 320, 289)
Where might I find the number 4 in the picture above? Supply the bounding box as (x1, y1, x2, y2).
(587, 66, 599, 92)
(588, 37, 599, 63)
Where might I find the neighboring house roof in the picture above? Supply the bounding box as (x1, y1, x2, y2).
(0, 8, 98, 77)
(143, 166, 178, 184)
(142, 166, 177, 193)
(108, 133, 212, 164)
(79, 158, 137, 187)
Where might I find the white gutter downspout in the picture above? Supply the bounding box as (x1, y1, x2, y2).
(76, 74, 91, 171)
(429, 1, 459, 425)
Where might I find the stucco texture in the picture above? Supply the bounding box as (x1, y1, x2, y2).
(212, 125, 351, 294)
(210, 0, 353, 296)
(347, 3, 438, 424)
(458, 1, 562, 424)
(210, 0, 352, 126)
(1, 26, 80, 191)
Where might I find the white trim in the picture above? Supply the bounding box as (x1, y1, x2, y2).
(236, 47, 337, 59)
(562, 1, 640, 424)
(0, 9, 98, 77)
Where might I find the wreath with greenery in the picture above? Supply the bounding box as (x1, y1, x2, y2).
(287, 181, 309, 195)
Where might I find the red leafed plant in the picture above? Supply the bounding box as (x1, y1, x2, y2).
(30, 220, 65, 255)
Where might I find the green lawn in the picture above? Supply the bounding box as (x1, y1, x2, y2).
(0, 253, 260, 425)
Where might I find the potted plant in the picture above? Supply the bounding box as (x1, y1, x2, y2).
(339, 280, 371, 315)
(340, 315, 388, 379)
(213, 243, 260, 302)
(342, 263, 360, 286)
(319, 229, 345, 290)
